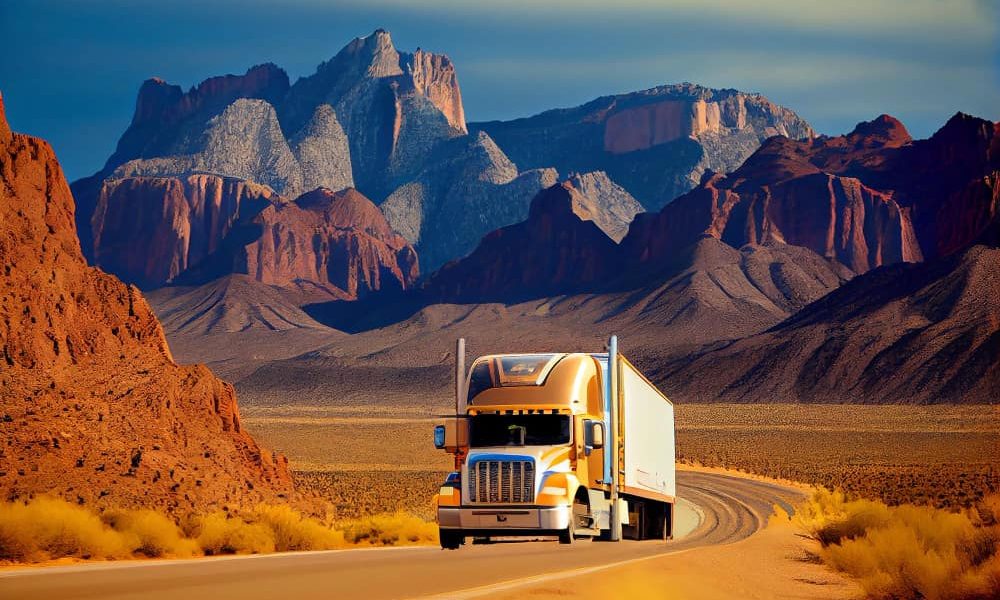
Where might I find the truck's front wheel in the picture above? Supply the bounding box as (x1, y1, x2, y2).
(440, 529, 463, 550)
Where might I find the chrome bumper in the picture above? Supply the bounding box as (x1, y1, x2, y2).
(438, 505, 571, 531)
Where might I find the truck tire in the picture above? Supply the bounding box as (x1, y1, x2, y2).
(558, 525, 575, 545)
(440, 529, 463, 550)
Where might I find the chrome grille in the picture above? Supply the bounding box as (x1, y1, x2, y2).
(469, 460, 534, 503)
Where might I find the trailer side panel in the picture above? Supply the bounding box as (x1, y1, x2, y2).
(621, 362, 676, 500)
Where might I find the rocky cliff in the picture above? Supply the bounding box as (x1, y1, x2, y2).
(231, 187, 419, 299)
(472, 83, 814, 209)
(618, 113, 999, 278)
(92, 174, 281, 287)
(0, 94, 293, 513)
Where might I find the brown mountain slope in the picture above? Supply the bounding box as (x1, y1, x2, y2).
(0, 94, 293, 513)
(658, 237, 1000, 404)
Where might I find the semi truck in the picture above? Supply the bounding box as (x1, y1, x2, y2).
(433, 336, 675, 549)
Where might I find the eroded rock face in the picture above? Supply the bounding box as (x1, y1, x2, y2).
(280, 29, 466, 197)
(472, 83, 814, 209)
(562, 171, 644, 242)
(424, 183, 619, 302)
(108, 63, 291, 171)
(92, 174, 280, 287)
(0, 99, 293, 513)
(619, 116, 937, 274)
(232, 187, 419, 299)
(381, 132, 557, 272)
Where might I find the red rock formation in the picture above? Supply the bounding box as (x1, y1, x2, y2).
(92, 175, 281, 287)
(424, 183, 618, 302)
(238, 187, 419, 299)
(0, 96, 293, 513)
(621, 115, 933, 274)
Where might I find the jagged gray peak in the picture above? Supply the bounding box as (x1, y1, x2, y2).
(112, 99, 304, 196)
(563, 171, 644, 242)
(381, 132, 558, 272)
(279, 29, 466, 198)
(291, 104, 354, 193)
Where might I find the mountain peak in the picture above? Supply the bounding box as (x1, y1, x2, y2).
(0, 91, 11, 143)
(848, 114, 911, 147)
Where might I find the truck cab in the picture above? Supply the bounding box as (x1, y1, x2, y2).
(434, 345, 675, 549)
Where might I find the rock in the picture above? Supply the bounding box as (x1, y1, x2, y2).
(107, 63, 291, 171)
(279, 29, 465, 198)
(618, 115, 936, 274)
(380, 132, 557, 272)
(0, 92, 11, 144)
(290, 104, 354, 193)
(423, 183, 620, 302)
(218, 187, 419, 299)
(562, 171, 644, 242)
(0, 101, 292, 513)
(91, 174, 281, 287)
(472, 83, 814, 209)
(113, 99, 304, 195)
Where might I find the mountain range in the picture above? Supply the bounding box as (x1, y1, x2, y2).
(4, 25, 995, 430)
(71, 29, 812, 281)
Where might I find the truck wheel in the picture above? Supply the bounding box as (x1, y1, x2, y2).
(558, 525, 574, 545)
(440, 530, 463, 550)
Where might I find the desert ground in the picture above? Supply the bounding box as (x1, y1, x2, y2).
(241, 402, 1000, 518)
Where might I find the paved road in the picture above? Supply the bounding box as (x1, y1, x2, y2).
(0, 471, 803, 600)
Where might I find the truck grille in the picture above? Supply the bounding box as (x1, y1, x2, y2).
(469, 460, 534, 503)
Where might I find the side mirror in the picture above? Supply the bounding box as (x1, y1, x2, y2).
(434, 418, 469, 453)
(587, 421, 605, 449)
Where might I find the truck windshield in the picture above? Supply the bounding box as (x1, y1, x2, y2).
(469, 414, 571, 447)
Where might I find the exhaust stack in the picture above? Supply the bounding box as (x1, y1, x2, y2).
(455, 338, 466, 415)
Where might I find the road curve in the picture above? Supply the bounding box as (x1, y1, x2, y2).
(0, 471, 805, 600)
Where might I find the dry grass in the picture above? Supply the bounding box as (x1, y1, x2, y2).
(294, 470, 447, 520)
(796, 490, 1000, 599)
(0, 496, 437, 564)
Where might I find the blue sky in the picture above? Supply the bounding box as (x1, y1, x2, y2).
(2, 0, 997, 181)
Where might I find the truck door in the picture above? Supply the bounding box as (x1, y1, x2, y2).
(584, 419, 606, 488)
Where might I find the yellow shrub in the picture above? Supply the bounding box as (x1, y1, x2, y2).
(194, 512, 275, 555)
(102, 509, 198, 558)
(0, 497, 130, 561)
(338, 512, 438, 546)
(247, 504, 345, 551)
(798, 491, 1000, 600)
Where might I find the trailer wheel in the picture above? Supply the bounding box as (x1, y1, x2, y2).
(439, 529, 463, 550)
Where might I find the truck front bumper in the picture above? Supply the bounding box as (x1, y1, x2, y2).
(438, 505, 571, 531)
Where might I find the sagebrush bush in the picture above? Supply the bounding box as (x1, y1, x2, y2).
(339, 512, 438, 546)
(102, 509, 198, 558)
(797, 490, 1000, 600)
(0, 497, 130, 561)
(247, 504, 346, 551)
(194, 512, 276, 556)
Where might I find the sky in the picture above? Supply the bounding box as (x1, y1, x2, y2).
(1, 0, 997, 181)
